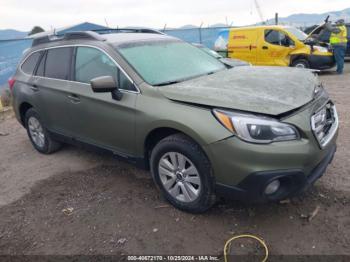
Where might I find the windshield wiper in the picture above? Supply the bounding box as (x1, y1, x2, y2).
(154, 70, 221, 87)
(153, 80, 181, 86)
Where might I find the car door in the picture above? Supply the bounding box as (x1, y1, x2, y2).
(18, 50, 44, 111)
(32, 47, 75, 136)
(67, 46, 138, 156)
(258, 29, 294, 66)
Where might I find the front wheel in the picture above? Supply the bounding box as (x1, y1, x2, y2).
(291, 59, 310, 69)
(150, 134, 216, 213)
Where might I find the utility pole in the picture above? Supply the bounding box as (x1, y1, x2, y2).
(275, 13, 279, 25)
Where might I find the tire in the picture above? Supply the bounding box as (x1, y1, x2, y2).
(292, 59, 310, 69)
(150, 133, 216, 213)
(25, 108, 62, 154)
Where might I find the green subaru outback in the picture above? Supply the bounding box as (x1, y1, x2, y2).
(10, 30, 338, 213)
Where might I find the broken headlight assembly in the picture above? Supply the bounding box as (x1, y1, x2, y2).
(213, 110, 300, 144)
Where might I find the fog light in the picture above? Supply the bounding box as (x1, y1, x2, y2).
(264, 180, 280, 195)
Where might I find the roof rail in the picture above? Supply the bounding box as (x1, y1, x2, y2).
(32, 31, 106, 47)
(63, 31, 106, 41)
(32, 35, 52, 47)
(92, 28, 165, 35)
(31, 27, 164, 47)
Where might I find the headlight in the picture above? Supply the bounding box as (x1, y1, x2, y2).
(213, 110, 300, 144)
(313, 46, 328, 53)
(314, 83, 326, 98)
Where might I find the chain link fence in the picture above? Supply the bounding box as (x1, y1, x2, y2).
(0, 39, 32, 88)
(162, 27, 230, 48)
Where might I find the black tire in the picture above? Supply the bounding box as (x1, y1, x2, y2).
(25, 108, 62, 154)
(291, 59, 310, 69)
(150, 134, 216, 213)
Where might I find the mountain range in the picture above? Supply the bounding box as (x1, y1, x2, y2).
(0, 29, 27, 40)
(177, 7, 350, 29)
(266, 7, 350, 26)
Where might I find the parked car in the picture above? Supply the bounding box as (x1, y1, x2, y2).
(214, 25, 336, 69)
(193, 43, 251, 67)
(307, 23, 350, 58)
(10, 31, 338, 213)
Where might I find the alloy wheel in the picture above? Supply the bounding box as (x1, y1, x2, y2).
(158, 152, 201, 203)
(28, 116, 45, 148)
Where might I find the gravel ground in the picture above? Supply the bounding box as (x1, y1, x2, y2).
(0, 63, 349, 258)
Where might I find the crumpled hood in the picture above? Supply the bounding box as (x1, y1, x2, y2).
(159, 66, 318, 116)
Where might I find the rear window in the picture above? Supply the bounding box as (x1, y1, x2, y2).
(45, 47, 73, 80)
(21, 52, 42, 75)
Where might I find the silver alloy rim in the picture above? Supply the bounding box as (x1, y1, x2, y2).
(28, 117, 45, 148)
(158, 152, 201, 203)
(295, 63, 306, 68)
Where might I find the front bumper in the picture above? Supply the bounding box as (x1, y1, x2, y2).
(215, 144, 336, 202)
(308, 54, 335, 70)
(204, 96, 338, 203)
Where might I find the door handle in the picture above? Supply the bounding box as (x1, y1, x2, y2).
(262, 46, 269, 50)
(30, 84, 39, 92)
(68, 94, 81, 103)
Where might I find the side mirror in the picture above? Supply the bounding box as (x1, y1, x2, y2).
(90, 76, 123, 101)
(90, 76, 117, 93)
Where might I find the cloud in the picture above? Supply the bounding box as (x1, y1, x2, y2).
(0, 0, 349, 31)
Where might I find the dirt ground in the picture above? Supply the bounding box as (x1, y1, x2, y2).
(0, 63, 349, 259)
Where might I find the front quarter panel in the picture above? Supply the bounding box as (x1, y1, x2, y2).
(134, 83, 233, 157)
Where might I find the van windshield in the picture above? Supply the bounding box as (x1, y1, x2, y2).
(285, 27, 308, 41)
(116, 40, 226, 86)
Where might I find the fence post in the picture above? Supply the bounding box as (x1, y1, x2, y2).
(199, 22, 203, 44)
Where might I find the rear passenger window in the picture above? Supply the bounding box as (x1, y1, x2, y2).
(21, 52, 42, 75)
(45, 47, 73, 80)
(75, 47, 135, 91)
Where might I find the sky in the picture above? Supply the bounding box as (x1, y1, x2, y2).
(1, 0, 349, 31)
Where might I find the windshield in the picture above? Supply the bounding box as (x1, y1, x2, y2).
(117, 40, 226, 86)
(284, 27, 308, 41)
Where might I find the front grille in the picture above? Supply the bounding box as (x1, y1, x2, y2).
(311, 103, 338, 148)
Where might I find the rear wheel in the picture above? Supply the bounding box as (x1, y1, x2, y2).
(25, 108, 62, 154)
(292, 59, 310, 69)
(150, 134, 215, 213)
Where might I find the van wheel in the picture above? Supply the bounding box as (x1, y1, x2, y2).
(150, 134, 216, 213)
(292, 59, 310, 69)
(25, 108, 62, 154)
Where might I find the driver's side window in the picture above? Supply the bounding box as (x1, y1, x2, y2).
(75, 47, 135, 91)
(265, 30, 294, 47)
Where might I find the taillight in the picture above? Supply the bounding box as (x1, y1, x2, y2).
(8, 78, 16, 92)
